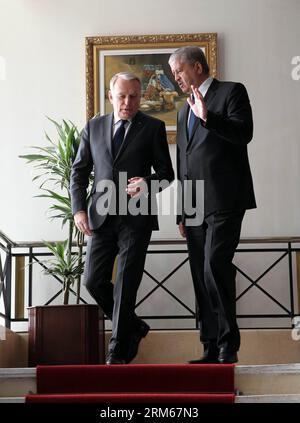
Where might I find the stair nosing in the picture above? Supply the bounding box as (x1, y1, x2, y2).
(235, 363, 300, 375)
(0, 368, 36, 378)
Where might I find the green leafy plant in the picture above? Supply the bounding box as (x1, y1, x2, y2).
(43, 240, 84, 304)
(20, 117, 92, 304)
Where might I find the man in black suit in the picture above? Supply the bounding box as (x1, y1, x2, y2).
(169, 46, 256, 364)
(70, 72, 174, 364)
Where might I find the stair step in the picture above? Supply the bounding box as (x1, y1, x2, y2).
(1, 394, 299, 403)
(236, 394, 300, 403)
(1, 364, 300, 398)
(236, 364, 300, 395)
(0, 397, 25, 403)
(0, 368, 36, 397)
(2, 329, 300, 367)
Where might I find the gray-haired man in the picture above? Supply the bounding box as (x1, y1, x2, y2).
(70, 72, 174, 364)
(169, 46, 256, 364)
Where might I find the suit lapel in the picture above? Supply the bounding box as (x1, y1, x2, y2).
(204, 78, 218, 108)
(103, 113, 113, 159)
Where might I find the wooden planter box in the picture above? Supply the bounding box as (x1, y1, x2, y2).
(28, 304, 105, 366)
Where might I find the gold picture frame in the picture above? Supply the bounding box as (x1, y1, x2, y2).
(85, 33, 217, 144)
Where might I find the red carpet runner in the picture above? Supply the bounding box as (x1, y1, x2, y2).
(26, 364, 235, 403)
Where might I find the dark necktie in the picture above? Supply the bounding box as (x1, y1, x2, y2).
(112, 119, 127, 158)
(188, 107, 196, 140)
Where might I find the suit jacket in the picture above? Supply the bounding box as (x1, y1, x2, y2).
(176, 78, 256, 223)
(70, 111, 174, 231)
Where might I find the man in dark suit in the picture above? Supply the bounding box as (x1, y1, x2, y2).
(169, 46, 256, 364)
(70, 72, 174, 365)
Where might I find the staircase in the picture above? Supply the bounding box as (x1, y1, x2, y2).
(1, 364, 300, 403)
(1, 329, 300, 403)
(25, 364, 235, 403)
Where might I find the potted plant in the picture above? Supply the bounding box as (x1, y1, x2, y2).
(20, 118, 86, 304)
(20, 118, 104, 366)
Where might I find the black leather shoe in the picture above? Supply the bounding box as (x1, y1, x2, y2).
(188, 344, 219, 364)
(106, 352, 126, 365)
(126, 322, 150, 363)
(218, 348, 238, 364)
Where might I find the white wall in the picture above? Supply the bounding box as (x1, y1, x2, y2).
(1, 0, 300, 243)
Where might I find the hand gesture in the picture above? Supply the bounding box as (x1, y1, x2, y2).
(187, 85, 207, 122)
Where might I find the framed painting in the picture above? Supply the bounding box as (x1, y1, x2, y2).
(85, 33, 217, 143)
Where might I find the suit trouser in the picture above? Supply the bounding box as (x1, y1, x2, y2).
(83, 216, 152, 357)
(185, 209, 245, 352)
